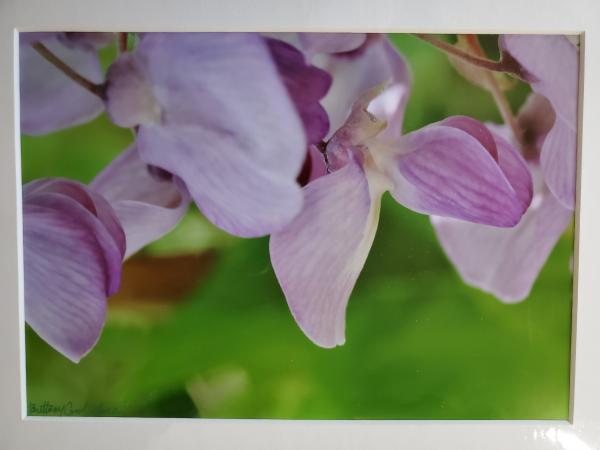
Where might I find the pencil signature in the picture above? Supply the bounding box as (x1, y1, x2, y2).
(28, 400, 117, 416)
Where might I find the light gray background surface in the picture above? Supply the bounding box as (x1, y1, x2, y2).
(1, 1, 599, 449)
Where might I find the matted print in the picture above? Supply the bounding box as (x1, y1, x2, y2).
(20, 32, 577, 419)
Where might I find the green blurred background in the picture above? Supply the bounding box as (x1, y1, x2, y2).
(22, 34, 573, 419)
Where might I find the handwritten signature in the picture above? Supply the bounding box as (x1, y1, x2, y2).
(28, 400, 117, 416)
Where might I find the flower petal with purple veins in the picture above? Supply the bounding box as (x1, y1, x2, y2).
(25, 178, 126, 269)
(318, 36, 411, 139)
(23, 180, 124, 362)
(270, 158, 381, 347)
(137, 125, 303, 237)
(431, 181, 572, 302)
(500, 35, 579, 210)
(432, 104, 572, 302)
(438, 116, 499, 161)
(19, 34, 105, 135)
(299, 33, 367, 56)
(441, 116, 533, 210)
(105, 33, 306, 237)
(266, 37, 332, 144)
(388, 119, 532, 226)
(92, 145, 191, 258)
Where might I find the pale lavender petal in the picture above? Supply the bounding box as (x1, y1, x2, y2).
(442, 116, 533, 209)
(104, 53, 159, 128)
(539, 113, 577, 209)
(431, 184, 572, 302)
(389, 121, 532, 226)
(24, 179, 125, 294)
(270, 159, 381, 347)
(299, 33, 367, 55)
(267, 38, 332, 144)
(105, 33, 306, 236)
(24, 183, 124, 362)
(24, 178, 126, 263)
(439, 116, 498, 160)
(500, 35, 579, 210)
(92, 146, 190, 258)
(138, 126, 302, 237)
(319, 35, 411, 139)
(19, 35, 104, 135)
(492, 131, 534, 210)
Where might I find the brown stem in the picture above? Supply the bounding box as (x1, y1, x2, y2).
(32, 42, 106, 99)
(487, 73, 524, 146)
(414, 33, 520, 76)
(462, 35, 524, 149)
(118, 32, 128, 53)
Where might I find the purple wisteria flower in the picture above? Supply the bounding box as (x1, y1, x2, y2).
(23, 149, 194, 361)
(500, 34, 579, 210)
(21, 32, 334, 361)
(19, 32, 112, 134)
(21, 31, 574, 361)
(269, 36, 533, 347)
(430, 35, 578, 302)
(104, 33, 312, 238)
(23, 178, 125, 362)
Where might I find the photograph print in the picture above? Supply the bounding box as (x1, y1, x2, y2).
(20, 32, 577, 419)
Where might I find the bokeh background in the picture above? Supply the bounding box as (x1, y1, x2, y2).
(22, 34, 573, 419)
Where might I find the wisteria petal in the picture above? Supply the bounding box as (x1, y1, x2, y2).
(492, 130, 534, 210)
(500, 35, 579, 210)
(92, 145, 191, 258)
(539, 114, 577, 209)
(388, 121, 532, 226)
(137, 125, 302, 237)
(270, 159, 381, 347)
(108, 32, 305, 176)
(19, 35, 104, 135)
(467, 118, 534, 209)
(23, 184, 124, 362)
(105, 33, 306, 236)
(318, 36, 411, 139)
(431, 186, 572, 302)
(438, 116, 498, 161)
(267, 37, 332, 144)
(24, 178, 126, 267)
(299, 33, 367, 56)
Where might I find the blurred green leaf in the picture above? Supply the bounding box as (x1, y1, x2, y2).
(144, 207, 239, 257)
(21, 113, 132, 184)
